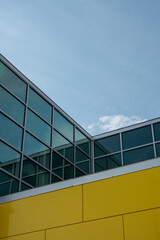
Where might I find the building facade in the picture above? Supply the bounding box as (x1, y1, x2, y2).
(1, 54, 160, 239)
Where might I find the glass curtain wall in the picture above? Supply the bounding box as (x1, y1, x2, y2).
(94, 124, 160, 173)
(0, 60, 91, 196)
(1, 58, 160, 197)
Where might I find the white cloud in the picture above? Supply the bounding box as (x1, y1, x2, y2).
(86, 115, 147, 135)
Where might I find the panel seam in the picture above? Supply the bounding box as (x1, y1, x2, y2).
(1, 206, 160, 239)
(82, 184, 84, 222)
(122, 215, 126, 240)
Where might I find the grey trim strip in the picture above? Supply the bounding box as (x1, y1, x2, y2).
(93, 118, 160, 140)
(0, 157, 160, 204)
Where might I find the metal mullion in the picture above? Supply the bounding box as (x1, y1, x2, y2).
(0, 167, 20, 181)
(75, 144, 91, 159)
(94, 150, 122, 160)
(1, 138, 23, 154)
(23, 154, 51, 174)
(1, 110, 24, 128)
(91, 139, 94, 173)
(122, 142, 154, 153)
(53, 127, 73, 145)
(73, 126, 76, 178)
(27, 106, 52, 127)
(50, 106, 54, 183)
(21, 179, 34, 188)
(0, 83, 25, 105)
(75, 164, 88, 175)
(94, 160, 107, 172)
(51, 171, 63, 181)
(120, 132, 124, 166)
(18, 84, 29, 191)
(52, 149, 75, 167)
(151, 123, 157, 158)
(25, 129, 51, 149)
(74, 166, 86, 176)
(9, 178, 14, 194)
(35, 164, 39, 187)
(1, 54, 91, 139)
(75, 159, 91, 165)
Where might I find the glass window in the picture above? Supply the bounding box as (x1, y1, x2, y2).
(0, 141, 21, 177)
(52, 130, 74, 163)
(0, 86, 25, 125)
(51, 173, 62, 183)
(54, 110, 73, 142)
(52, 151, 74, 180)
(64, 164, 74, 180)
(22, 157, 50, 187)
(75, 168, 86, 177)
(0, 113, 23, 150)
(21, 183, 31, 191)
(24, 132, 51, 169)
(122, 126, 152, 150)
(156, 143, 160, 157)
(0, 170, 19, 197)
(94, 134, 120, 157)
(75, 148, 90, 174)
(123, 145, 154, 165)
(26, 109, 51, 145)
(0, 61, 27, 102)
(76, 148, 89, 163)
(52, 151, 64, 170)
(75, 128, 90, 155)
(95, 154, 121, 173)
(154, 122, 160, 142)
(28, 88, 52, 123)
(76, 161, 90, 174)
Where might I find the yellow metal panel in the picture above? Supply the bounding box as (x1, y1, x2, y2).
(0, 185, 82, 238)
(83, 166, 160, 221)
(0, 231, 45, 240)
(46, 215, 123, 240)
(124, 208, 160, 240)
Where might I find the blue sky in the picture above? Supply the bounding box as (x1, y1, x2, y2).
(1, 0, 160, 135)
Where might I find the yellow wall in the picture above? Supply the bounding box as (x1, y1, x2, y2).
(1, 166, 160, 240)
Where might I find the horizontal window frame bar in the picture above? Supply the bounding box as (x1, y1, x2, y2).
(0, 110, 24, 129)
(0, 83, 27, 104)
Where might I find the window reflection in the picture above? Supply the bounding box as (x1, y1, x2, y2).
(95, 154, 121, 173)
(122, 126, 152, 150)
(75, 128, 90, 155)
(52, 151, 74, 180)
(94, 134, 120, 157)
(54, 110, 73, 142)
(0, 86, 25, 125)
(52, 130, 74, 163)
(28, 88, 52, 123)
(156, 143, 160, 157)
(0, 61, 27, 102)
(0, 141, 21, 177)
(154, 123, 160, 142)
(0, 113, 23, 150)
(0, 170, 19, 196)
(123, 145, 154, 165)
(75, 168, 85, 177)
(26, 109, 51, 146)
(76, 148, 90, 174)
(22, 157, 50, 187)
(21, 183, 31, 191)
(24, 132, 51, 169)
(76, 161, 90, 174)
